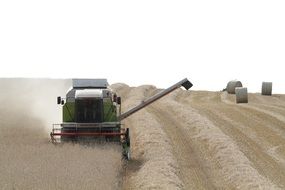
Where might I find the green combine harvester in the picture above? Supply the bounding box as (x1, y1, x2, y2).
(50, 78, 192, 160)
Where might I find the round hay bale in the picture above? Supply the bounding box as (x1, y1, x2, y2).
(226, 80, 243, 94)
(261, 82, 272, 96)
(235, 87, 248, 103)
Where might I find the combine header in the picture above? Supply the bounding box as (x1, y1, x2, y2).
(50, 78, 192, 160)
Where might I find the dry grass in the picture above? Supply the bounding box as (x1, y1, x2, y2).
(0, 79, 123, 190)
(113, 84, 284, 190)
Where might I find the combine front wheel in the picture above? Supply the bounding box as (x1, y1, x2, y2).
(123, 128, 131, 160)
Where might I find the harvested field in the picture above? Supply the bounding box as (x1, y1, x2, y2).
(1, 79, 285, 189)
(113, 84, 285, 190)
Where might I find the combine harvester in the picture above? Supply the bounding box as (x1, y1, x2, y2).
(50, 78, 192, 159)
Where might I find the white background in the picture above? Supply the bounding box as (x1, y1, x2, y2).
(0, 0, 284, 93)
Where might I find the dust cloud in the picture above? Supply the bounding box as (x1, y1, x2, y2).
(0, 79, 123, 190)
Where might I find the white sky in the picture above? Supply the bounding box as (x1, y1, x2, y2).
(0, 1, 284, 93)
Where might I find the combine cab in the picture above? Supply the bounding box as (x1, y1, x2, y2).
(50, 78, 192, 160)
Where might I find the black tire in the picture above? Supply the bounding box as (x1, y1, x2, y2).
(126, 128, 130, 146)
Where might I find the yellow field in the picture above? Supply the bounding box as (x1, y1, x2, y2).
(1, 79, 284, 189)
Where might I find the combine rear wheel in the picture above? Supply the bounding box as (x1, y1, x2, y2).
(123, 147, 131, 160)
(126, 150, 131, 160)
